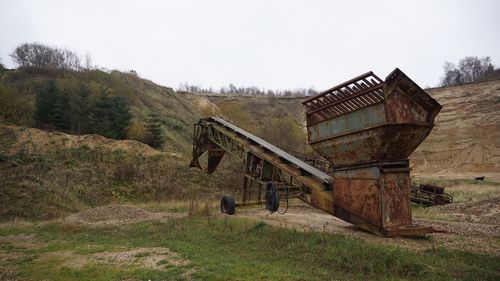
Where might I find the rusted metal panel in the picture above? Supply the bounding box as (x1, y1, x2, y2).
(380, 171, 412, 227)
(310, 122, 436, 166)
(384, 68, 441, 124)
(385, 89, 430, 124)
(331, 162, 415, 232)
(310, 187, 335, 215)
(307, 103, 386, 143)
(384, 224, 442, 237)
(333, 166, 380, 180)
(333, 166, 381, 227)
(333, 178, 381, 227)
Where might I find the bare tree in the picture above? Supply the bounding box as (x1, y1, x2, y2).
(441, 62, 462, 87)
(440, 56, 495, 86)
(10, 42, 82, 71)
(84, 51, 93, 70)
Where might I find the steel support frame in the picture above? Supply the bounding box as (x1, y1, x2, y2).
(193, 120, 315, 205)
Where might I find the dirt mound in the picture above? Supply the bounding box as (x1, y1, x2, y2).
(65, 205, 185, 226)
(1, 125, 161, 157)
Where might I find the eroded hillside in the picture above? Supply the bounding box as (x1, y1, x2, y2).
(411, 80, 500, 177)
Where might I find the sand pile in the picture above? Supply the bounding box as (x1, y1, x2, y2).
(65, 205, 184, 226)
(1, 125, 161, 157)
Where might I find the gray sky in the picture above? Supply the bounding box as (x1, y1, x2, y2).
(1, 0, 499, 90)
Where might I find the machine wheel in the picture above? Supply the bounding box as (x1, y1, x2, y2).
(265, 182, 280, 213)
(220, 195, 236, 215)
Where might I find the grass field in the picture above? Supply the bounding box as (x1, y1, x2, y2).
(1, 212, 499, 281)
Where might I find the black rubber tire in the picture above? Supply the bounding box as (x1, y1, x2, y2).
(265, 182, 279, 213)
(220, 195, 236, 215)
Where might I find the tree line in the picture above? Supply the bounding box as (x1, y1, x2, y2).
(34, 80, 131, 139)
(440, 56, 497, 86)
(33, 80, 165, 148)
(177, 83, 318, 97)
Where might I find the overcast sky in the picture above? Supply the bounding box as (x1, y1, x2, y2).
(1, 0, 499, 90)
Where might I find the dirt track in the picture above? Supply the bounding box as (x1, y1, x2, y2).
(233, 201, 500, 256)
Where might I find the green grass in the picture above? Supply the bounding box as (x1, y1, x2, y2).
(1, 215, 499, 281)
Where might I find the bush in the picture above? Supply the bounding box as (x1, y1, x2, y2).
(0, 84, 33, 125)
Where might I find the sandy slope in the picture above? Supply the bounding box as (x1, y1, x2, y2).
(410, 80, 500, 177)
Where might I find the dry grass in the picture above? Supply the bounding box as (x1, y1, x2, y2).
(446, 183, 500, 202)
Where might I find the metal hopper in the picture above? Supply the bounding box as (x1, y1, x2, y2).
(302, 68, 441, 166)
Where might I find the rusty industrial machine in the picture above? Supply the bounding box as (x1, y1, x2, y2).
(190, 68, 442, 236)
(411, 184, 453, 206)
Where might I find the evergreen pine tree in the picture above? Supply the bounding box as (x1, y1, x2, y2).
(51, 96, 70, 130)
(90, 94, 131, 139)
(146, 113, 165, 149)
(90, 95, 113, 138)
(34, 80, 70, 131)
(110, 96, 132, 139)
(34, 80, 59, 127)
(70, 84, 90, 134)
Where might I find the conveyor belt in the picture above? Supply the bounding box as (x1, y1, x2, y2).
(210, 117, 333, 184)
